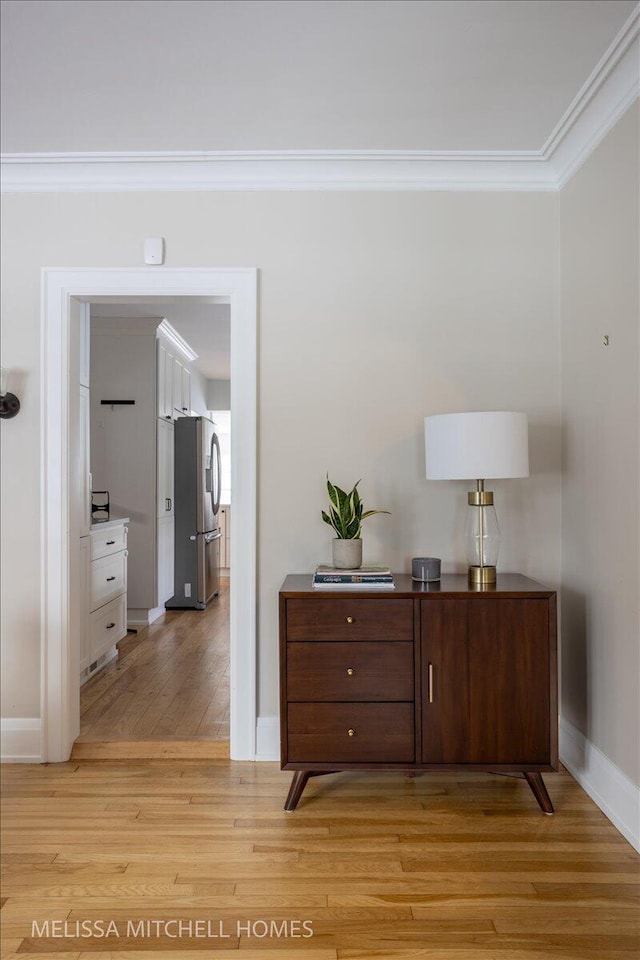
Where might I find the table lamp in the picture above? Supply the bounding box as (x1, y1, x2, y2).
(424, 411, 529, 585)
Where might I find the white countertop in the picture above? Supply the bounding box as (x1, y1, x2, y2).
(91, 516, 130, 530)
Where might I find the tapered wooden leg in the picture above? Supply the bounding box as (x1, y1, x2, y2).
(524, 772, 554, 815)
(284, 771, 337, 810)
(284, 772, 310, 811)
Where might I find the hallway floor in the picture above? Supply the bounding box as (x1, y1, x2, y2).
(73, 579, 229, 759)
(2, 760, 638, 959)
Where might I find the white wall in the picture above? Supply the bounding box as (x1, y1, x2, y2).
(207, 379, 231, 411)
(560, 103, 640, 788)
(90, 321, 158, 611)
(0, 191, 560, 722)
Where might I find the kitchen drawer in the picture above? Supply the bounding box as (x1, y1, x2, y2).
(287, 702, 415, 763)
(91, 524, 127, 560)
(286, 598, 413, 642)
(90, 594, 127, 662)
(90, 551, 127, 610)
(287, 642, 414, 701)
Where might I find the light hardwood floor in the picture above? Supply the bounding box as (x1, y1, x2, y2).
(1, 760, 638, 959)
(73, 580, 230, 760)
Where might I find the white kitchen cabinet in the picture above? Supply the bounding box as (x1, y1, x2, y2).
(180, 363, 191, 415)
(90, 550, 128, 609)
(156, 418, 175, 518)
(172, 356, 184, 415)
(157, 515, 175, 606)
(157, 339, 173, 421)
(157, 326, 193, 420)
(171, 357, 191, 417)
(90, 594, 127, 663)
(81, 519, 129, 684)
(156, 419, 175, 604)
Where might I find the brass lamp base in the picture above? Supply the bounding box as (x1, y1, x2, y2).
(468, 564, 497, 585)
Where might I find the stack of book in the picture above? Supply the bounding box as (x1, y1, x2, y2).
(312, 564, 395, 589)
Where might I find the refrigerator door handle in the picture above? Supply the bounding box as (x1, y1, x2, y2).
(210, 431, 221, 519)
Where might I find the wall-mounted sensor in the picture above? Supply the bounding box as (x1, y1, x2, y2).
(144, 237, 165, 265)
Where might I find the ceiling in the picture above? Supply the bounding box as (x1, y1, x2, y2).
(1, 0, 637, 154)
(90, 299, 231, 380)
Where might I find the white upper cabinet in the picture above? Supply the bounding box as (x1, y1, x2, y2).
(180, 364, 191, 416)
(171, 356, 191, 416)
(157, 339, 173, 421)
(156, 321, 196, 420)
(172, 357, 185, 415)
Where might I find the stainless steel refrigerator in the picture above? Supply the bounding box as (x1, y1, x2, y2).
(166, 416, 222, 610)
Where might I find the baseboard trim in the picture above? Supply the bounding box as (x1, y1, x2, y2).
(1, 718, 42, 762)
(255, 715, 280, 761)
(127, 605, 165, 626)
(560, 717, 639, 851)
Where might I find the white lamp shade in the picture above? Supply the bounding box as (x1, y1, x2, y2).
(425, 411, 529, 480)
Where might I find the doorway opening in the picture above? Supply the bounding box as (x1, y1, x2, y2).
(72, 297, 233, 758)
(41, 268, 257, 763)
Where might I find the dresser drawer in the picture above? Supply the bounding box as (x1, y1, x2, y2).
(287, 702, 415, 763)
(286, 598, 413, 641)
(287, 642, 414, 701)
(90, 551, 127, 610)
(90, 594, 127, 662)
(91, 524, 127, 560)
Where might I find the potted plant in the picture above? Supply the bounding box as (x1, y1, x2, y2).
(322, 476, 390, 569)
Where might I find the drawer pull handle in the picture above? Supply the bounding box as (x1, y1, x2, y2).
(347, 728, 355, 737)
(106, 540, 115, 545)
(428, 662, 434, 704)
(346, 668, 354, 676)
(346, 616, 354, 624)
(106, 622, 116, 629)
(106, 576, 116, 582)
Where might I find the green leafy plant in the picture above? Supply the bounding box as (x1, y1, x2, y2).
(321, 476, 390, 540)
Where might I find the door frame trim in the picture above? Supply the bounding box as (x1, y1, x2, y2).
(40, 267, 257, 761)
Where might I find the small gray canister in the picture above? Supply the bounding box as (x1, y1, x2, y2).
(411, 557, 441, 582)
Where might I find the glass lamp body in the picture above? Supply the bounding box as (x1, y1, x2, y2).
(465, 500, 500, 581)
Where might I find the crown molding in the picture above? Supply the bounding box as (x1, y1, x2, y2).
(0, 148, 555, 192)
(544, 4, 639, 186)
(157, 319, 198, 363)
(1, 7, 637, 194)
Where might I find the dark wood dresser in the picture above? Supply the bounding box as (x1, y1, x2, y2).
(279, 573, 558, 812)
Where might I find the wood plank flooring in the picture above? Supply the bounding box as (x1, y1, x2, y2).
(2, 760, 638, 959)
(73, 580, 230, 760)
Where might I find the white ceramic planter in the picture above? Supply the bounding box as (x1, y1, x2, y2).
(332, 538, 363, 569)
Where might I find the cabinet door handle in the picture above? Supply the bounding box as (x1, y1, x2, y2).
(428, 662, 434, 703)
(106, 540, 115, 545)
(106, 622, 116, 629)
(346, 616, 354, 624)
(106, 576, 116, 582)
(166, 498, 172, 511)
(347, 728, 355, 737)
(346, 667, 354, 676)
